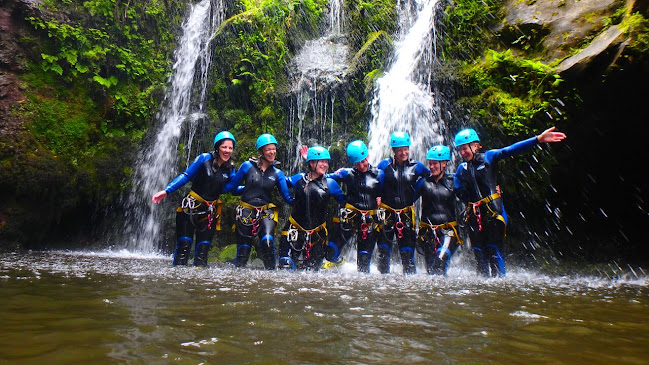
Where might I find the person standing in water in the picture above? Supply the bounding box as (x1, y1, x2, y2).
(414, 145, 462, 275)
(278, 146, 346, 271)
(453, 126, 566, 277)
(376, 132, 429, 274)
(152, 131, 237, 267)
(224, 133, 294, 270)
(326, 140, 384, 273)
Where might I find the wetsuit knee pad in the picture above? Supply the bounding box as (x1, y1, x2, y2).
(260, 234, 274, 248)
(326, 241, 340, 261)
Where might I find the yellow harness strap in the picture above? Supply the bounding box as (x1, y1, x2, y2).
(176, 190, 223, 230)
(419, 221, 463, 244)
(467, 192, 506, 228)
(333, 203, 377, 223)
(281, 216, 327, 236)
(238, 201, 279, 223)
(379, 202, 415, 222)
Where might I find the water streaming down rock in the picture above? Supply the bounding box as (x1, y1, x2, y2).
(367, 0, 445, 164)
(286, 0, 349, 172)
(120, 0, 225, 253)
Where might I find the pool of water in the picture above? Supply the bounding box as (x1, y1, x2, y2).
(1, 251, 647, 364)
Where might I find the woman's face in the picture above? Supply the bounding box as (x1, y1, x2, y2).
(261, 144, 277, 162)
(458, 142, 478, 162)
(428, 160, 447, 177)
(310, 159, 329, 177)
(217, 140, 234, 162)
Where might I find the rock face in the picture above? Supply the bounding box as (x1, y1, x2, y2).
(499, 0, 635, 76)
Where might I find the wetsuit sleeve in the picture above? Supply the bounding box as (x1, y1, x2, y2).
(327, 178, 347, 204)
(484, 136, 538, 164)
(377, 169, 385, 193)
(286, 172, 304, 188)
(326, 168, 350, 181)
(223, 161, 251, 192)
(453, 163, 468, 202)
(164, 153, 210, 194)
(415, 161, 430, 178)
(376, 158, 389, 171)
(276, 170, 295, 204)
(413, 177, 425, 200)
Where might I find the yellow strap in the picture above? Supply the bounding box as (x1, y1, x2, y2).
(469, 192, 501, 206)
(379, 202, 415, 222)
(178, 191, 222, 230)
(419, 221, 463, 244)
(238, 201, 278, 223)
(281, 216, 327, 235)
(344, 203, 376, 216)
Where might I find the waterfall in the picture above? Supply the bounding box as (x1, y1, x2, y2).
(286, 0, 349, 172)
(120, 0, 225, 253)
(367, 0, 444, 164)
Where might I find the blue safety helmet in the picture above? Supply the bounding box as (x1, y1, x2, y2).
(256, 133, 278, 150)
(346, 140, 368, 164)
(306, 146, 331, 162)
(213, 131, 236, 148)
(389, 131, 411, 148)
(426, 145, 451, 161)
(454, 128, 480, 147)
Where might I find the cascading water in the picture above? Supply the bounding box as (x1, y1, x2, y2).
(120, 0, 225, 253)
(367, 0, 444, 164)
(286, 0, 349, 172)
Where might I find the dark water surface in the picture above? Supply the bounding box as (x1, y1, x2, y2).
(1, 251, 648, 364)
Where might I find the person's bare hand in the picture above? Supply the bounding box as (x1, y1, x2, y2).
(538, 126, 566, 143)
(152, 190, 167, 204)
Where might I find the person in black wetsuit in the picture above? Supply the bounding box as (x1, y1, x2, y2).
(454, 126, 566, 277)
(376, 132, 429, 274)
(414, 145, 462, 275)
(223, 133, 294, 270)
(278, 146, 346, 271)
(326, 140, 385, 273)
(152, 131, 237, 267)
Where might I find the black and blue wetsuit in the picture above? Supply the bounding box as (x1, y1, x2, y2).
(376, 158, 429, 274)
(165, 152, 235, 267)
(454, 136, 538, 277)
(279, 173, 345, 270)
(327, 166, 384, 272)
(414, 173, 461, 275)
(224, 158, 293, 269)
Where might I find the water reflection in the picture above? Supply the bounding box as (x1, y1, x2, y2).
(1, 251, 648, 363)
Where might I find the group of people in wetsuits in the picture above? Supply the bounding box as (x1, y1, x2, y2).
(152, 126, 566, 277)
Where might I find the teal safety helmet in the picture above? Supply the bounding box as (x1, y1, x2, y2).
(426, 145, 451, 161)
(454, 128, 480, 147)
(390, 131, 411, 148)
(306, 146, 331, 162)
(256, 133, 278, 150)
(346, 140, 368, 164)
(213, 131, 236, 148)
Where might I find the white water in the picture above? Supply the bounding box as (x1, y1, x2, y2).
(367, 0, 444, 164)
(120, 0, 225, 253)
(287, 0, 349, 171)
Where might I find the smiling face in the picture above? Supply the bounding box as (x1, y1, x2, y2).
(393, 146, 410, 164)
(217, 140, 234, 163)
(309, 159, 329, 177)
(428, 160, 447, 177)
(260, 144, 277, 162)
(354, 158, 369, 173)
(458, 142, 479, 162)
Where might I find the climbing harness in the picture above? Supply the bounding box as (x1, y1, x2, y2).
(333, 203, 378, 240)
(177, 190, 222, 231)
(419, 220, 462, 245)
(378, 203, 414, 240)
(281, 215, 327, 260)
(236, 201, 278, 237)
(465, 192, 505, 232)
